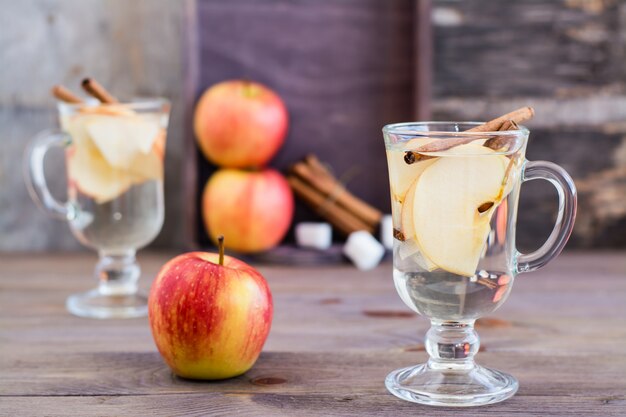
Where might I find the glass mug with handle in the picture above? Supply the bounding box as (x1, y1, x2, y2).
(25, 98, 170, 319)
(383, 120, 576, 406)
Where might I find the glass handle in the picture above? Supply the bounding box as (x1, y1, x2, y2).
(24, 129, 74, 220)
(516, 160, 577, 274)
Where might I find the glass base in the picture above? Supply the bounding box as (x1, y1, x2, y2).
(66, 288, 148, 319)
(385, 362, 518, 407)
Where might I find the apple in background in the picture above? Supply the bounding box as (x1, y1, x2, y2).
(148, 242, 273, 380)
(194, 80, 288, 168)
(202, 168, 294, 253)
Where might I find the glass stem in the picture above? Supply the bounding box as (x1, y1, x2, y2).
(95, 250, 140, 296)
(425, 320, 479, 371)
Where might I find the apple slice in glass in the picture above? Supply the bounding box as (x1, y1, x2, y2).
(128, 151, 163, 182)
(396, 238, 438, 272)
(400, 176, 438, 271)
(409, 143, 510, 277)
(67, 143, 132, 204)
(86, 116, 160, 169)
(386, 138, 437, 203)
(65, 111, 164, 203)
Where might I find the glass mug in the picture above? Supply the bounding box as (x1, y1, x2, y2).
(383, 122, 576, 406)
(25, 99, 170, 319)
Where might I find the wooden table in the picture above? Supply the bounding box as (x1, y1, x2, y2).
(1, 252, 625, 416)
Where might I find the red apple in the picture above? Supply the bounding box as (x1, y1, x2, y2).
(202, 168, 294, 253)
(148, 240, 273, 380)
(194, 80, 288, 168)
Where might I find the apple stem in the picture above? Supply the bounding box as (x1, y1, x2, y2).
(218, 235, 225, 266)
(241, 80, 257, 98)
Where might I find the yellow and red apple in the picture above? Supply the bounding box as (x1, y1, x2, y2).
(194, 80, 288, 168)
(148, 246, 273, 380)
(202, 168, 294, 253)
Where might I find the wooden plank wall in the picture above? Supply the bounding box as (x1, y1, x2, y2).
(430, 0, 626, 249)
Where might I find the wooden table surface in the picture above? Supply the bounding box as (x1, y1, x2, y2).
(1, 251, 625, 416)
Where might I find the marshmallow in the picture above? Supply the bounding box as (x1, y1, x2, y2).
(343, 231, 385, 271)
(295, 222, 333, 250)
(380, 214, 394, 250)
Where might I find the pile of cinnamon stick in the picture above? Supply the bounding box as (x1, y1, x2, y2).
(287, 155, 383, 236)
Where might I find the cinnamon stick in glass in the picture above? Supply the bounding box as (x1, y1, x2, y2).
(484, 120, 520, 152)
(404, 107, 534, 164)
(51, 85, 83, 104)
(81, 78, 119, 103)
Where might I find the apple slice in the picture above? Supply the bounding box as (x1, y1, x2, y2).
(410, 144, 509, 277)
(499, 156, 519, 200)
(151, 129, 167, 161)
(399, 177, 438, 271)
(128, 151, 163, 182)
(62, 115, 103, 151)
(85, 116, 160, 169)
(396, 238, 438, 271)
(67, 142, 132, 204)
(400, 176, 419, 241)
(386, 138, 437, 203)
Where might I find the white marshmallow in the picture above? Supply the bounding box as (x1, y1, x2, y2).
(295, 222, 333, 250)
(343, 231, 385, 271)
(380, 214, 394, 250)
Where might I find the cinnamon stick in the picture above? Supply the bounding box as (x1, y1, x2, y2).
(483, 120, 519, 151)
(468, 107, 533, 133)
(476, 278, 497, 290)
(291, 158, 382, 227)
(496, 119, 517, 132)
(81, 78, 119, 103)
(304, 154, 334, 180)
(287, 175, 374, 235)
(51, 85, 83, 104)
(404, 107, 534, 164)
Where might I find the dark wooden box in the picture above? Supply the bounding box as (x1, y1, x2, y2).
(182, 0, 432, 249)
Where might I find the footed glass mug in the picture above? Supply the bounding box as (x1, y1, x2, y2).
(383, 122, 576, 406)
(25, 99, 170, 319)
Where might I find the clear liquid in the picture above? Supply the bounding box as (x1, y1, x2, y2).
(68, 180, 164, 253)
(393, 268, 512, 321)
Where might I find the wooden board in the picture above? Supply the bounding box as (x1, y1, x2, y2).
(183, 0, 430, 248)
(1, 251, 625, 416)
